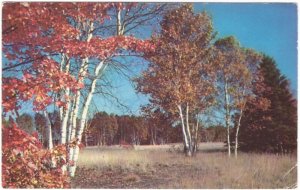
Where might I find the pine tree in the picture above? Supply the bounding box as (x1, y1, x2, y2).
(238, 55, 297, 153)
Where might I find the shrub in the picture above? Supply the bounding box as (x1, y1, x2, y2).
(2, 122, 70, 188)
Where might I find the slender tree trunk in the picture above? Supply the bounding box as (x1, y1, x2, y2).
(224, 79, 231, 157)
(68, 21, 94, 176)
(150, 125, 155, 145)
(43, 111, 53, 150)
(235, 108, 244, 158)
(59, 54, 66, 122)
(58, 54, 70, 173)
(85, 131, 88, 146)
(60, 56, 71, 144)
(117, 9, 124, 36)
(185, 104, 192, 156)
(178, 104, 190, 156)
(98, 132, 101, 146)
(194, 119, 199, 152)
(69, 61, 106, 177)
(235, 90, 246, 158)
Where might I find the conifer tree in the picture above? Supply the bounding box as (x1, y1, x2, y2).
(238, 55, 297, 153)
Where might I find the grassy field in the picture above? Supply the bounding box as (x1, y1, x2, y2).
(71, 143, 297, 189)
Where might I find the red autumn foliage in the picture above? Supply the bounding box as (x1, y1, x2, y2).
(2, 2, 155, 113)
(2, 122, 70, 188)
(2, 58, 81, 112)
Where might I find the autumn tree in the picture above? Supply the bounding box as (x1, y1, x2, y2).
(213, 36, 266, 157)
(237, 55, 297, 153)
(136, 4, 215, 156)
(3, 2, 163, 177)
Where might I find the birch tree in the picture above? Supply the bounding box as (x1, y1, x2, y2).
(3, 2, 159, 177)
(213, 36, 265, 157)
(136, 4, 215, 156)
(66, 3, 169, 176)
(213, 37, 243, 156)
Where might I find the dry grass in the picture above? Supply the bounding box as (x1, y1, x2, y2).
(72, 143, 297, 189)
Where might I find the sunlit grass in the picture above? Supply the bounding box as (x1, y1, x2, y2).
(74, 143, 297, 188)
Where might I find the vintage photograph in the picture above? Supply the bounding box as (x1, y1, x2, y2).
(2, 2, 297, 188)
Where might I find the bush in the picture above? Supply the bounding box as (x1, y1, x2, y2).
(2, 122, 70, 188)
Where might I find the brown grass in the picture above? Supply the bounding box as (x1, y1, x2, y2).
(71, 143, 297, 189)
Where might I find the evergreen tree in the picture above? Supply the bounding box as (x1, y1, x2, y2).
(238, 55, 297, 153)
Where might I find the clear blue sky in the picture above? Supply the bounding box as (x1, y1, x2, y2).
(195, 3, 297, 94)
(93, 3, 297, 116)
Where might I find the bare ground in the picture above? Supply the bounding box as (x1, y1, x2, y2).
(71, 143, 297, 189)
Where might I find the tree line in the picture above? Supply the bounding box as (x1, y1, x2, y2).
(7, 111, 227, 147)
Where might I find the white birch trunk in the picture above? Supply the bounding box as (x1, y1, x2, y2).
(235, 109, 243, 158)
(194, 118, 199, 152)
(67, 60, 87, 172)
(59, 54, 65, 122)
(60, 57, 71, 144)
(117, 9, 124, 36)
(235, 89, 246, 158)
(67, 101, 75, 142)
(177, 105, 189, 155)
(69, 20, 93, 136)
(185, 104, 192, 156)
(44, 111, 53, 150)
(69, 61, 106, 177)
(68, 21, 94, 176)
(235, 98, 246, 158)
(224, 79, 231, 157)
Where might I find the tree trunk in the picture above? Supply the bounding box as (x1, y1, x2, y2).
(85, 131, 88, 147)
(235, 109, 244, 158)
(68, 21, 94, 177)
(117, 9, 124, 36)
(185, 104, 192, 156)
(60, 56, 71, 144)
(177, 104, 191, 156)
(43, 111, 53, 150)
(193, 119, 199, 152)
(59, 54, 66, 122)
(224, 79, 231, 157)
(150, 125, 155, 145)
(69, 61, 106, 177)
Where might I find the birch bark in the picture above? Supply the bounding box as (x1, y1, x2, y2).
(43, 111, 53, 150)
(178, 104, 190, 155)
(185, 104, 192, 156)
(69, 60, 107, 177)
(68, 21, 94, 176)
(224, 79, 231, 157)
(235, 109, 243, 158)
(60, 56, 71, 144)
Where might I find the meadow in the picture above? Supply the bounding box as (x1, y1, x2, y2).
(71, 143, 297, 189)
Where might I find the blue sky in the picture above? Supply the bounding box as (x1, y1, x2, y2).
(92, 3, 297, 116)
(196, 3, 297, 94)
